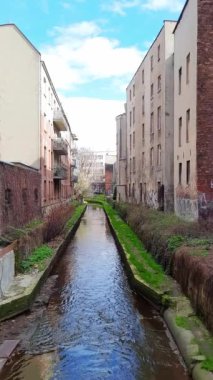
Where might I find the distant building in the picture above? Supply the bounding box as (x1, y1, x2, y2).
(105, 154, 116, 195)
(116, 112, 127, 202)
(0, 24, 74, 212)
(126, 21, 176, 211)
(174, 0, 213, 221)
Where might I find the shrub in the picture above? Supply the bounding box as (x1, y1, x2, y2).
(42, 204, 74, 242)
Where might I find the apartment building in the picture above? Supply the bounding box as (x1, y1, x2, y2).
(174, 0, 213, 221)
(0, 24, 74, 211)
(126, 21, 176, 211)
(116, 112, 127, 202)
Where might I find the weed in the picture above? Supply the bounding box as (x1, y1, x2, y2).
(20, 245, 53, 272)
(202, 357, 213, 372)
(167, 235, 185, 252)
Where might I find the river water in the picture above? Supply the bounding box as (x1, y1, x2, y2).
(2, 206, 190, 380)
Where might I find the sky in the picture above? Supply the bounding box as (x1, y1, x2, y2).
(0, 0, 185, 151)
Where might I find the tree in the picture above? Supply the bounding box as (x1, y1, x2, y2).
(74, 148, 97, 197)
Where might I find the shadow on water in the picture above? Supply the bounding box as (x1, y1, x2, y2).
(2, 206, 191, 380)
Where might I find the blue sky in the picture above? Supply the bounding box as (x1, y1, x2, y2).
(0, 0, 185, 150)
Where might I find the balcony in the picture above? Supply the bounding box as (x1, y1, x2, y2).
(53, 138, 68, 155)
(53, 164, 68, 180)
(53, 109, 68, 131)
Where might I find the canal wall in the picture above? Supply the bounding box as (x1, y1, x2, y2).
(0, 205, 86, 322)
(101, 201, 213, 380)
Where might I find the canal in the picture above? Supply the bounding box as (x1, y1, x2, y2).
(2, 206, 190, 379)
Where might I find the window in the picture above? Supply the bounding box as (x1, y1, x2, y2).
(179, 163, 182, 184)
(133, 107, 135, 124)
(140, 183, 143, 202)
(157, 106, 161, 130)
(130, 158, 132, 173)
(130, 111, 132, 127)
(5, 188, 12, 206)
(179, 117, 182, 147)
(130, 134, 132, 154)
(129, 184, 131, 197)
(186, 160, 190, 185)
(179, 67, 182, 95)
(158, 75, 161, 92)
(151, 83, 154, 99)
(44, 180, 47, 200)
(34, 188, 38, 203)
(132, 183, 135, 198)
(158, 44, 160, 61)
(150, 147, 154, 167)
(186, 109, 190, 143)
(157, 144, 161, 166)
(142, 69, 144, 84)
(142, 95, 145, 115)
(142, 152, 145, 168)
(129, 89, 132, 101)
(151, 55, 153, 71)
(186, 53, 190, 84)
(133, 84, 135, 97)
(142, 123, 145, 141)
(22, 188, 28, 205)
(150, 112, 154, 135)
(133, 131, 135, 149)
(133, 157, 136, 172)
(119, 127, 122, 158)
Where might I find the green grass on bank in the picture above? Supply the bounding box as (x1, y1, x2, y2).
(20, 244, 53, 272)
(20, 204, 86, 273)
(86, 196, 168, 291)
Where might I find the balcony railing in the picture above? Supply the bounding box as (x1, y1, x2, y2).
(53, 138, 68, 155)
(53, 164, 68, 180)
(53, 109, 68, 131)
(71, 159, 76, 168)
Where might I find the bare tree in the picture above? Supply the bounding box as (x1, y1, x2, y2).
(75, 148, 97, 197)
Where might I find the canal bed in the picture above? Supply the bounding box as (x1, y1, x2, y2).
(2, 206, 190, 380)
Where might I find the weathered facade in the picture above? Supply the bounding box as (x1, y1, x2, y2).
(116, 112, 127, 202)
(174, 0, 213, 221)
(0, 162, 41, 235)
(0, 24, 74, 212)
(126, 21, 176, 211)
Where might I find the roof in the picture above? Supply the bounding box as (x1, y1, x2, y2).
(173, 0, 189, 33)
(0, 24, 40, 55)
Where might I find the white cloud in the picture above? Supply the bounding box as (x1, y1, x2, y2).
(61, 96, 125, 150)
(143, 0, 184, 12)
(103, 0, 184, 15)
(41, 21, 144, 91)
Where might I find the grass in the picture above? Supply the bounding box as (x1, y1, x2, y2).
(202, 357, 213, 372)
(20, 245, 53, 272)
(175, 315, 191, 330)
(65, 204, 86, 232)
(87, 197, 169, 290)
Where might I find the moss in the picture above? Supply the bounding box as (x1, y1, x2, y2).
(65, 204, 86, 232)
(175, 315, 191, 330)
(201, 357, 213, 372)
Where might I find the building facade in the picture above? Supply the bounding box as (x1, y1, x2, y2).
(126, 21, 176, 211)
(0, 24, 74, 212)
(174, 0, 213, 221)
(116, 112, 127, 202)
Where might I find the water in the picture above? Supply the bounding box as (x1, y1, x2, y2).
(2, 206, 190, 380)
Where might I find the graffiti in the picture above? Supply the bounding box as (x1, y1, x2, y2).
(146, 190, 158, 209)
(176, 197, 198, 221)
(198, 192, 207, 210)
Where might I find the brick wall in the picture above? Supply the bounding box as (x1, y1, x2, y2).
(0, 162, 41, 235)
(197, 0, 213, 220)
(105, 164, 113, 195)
